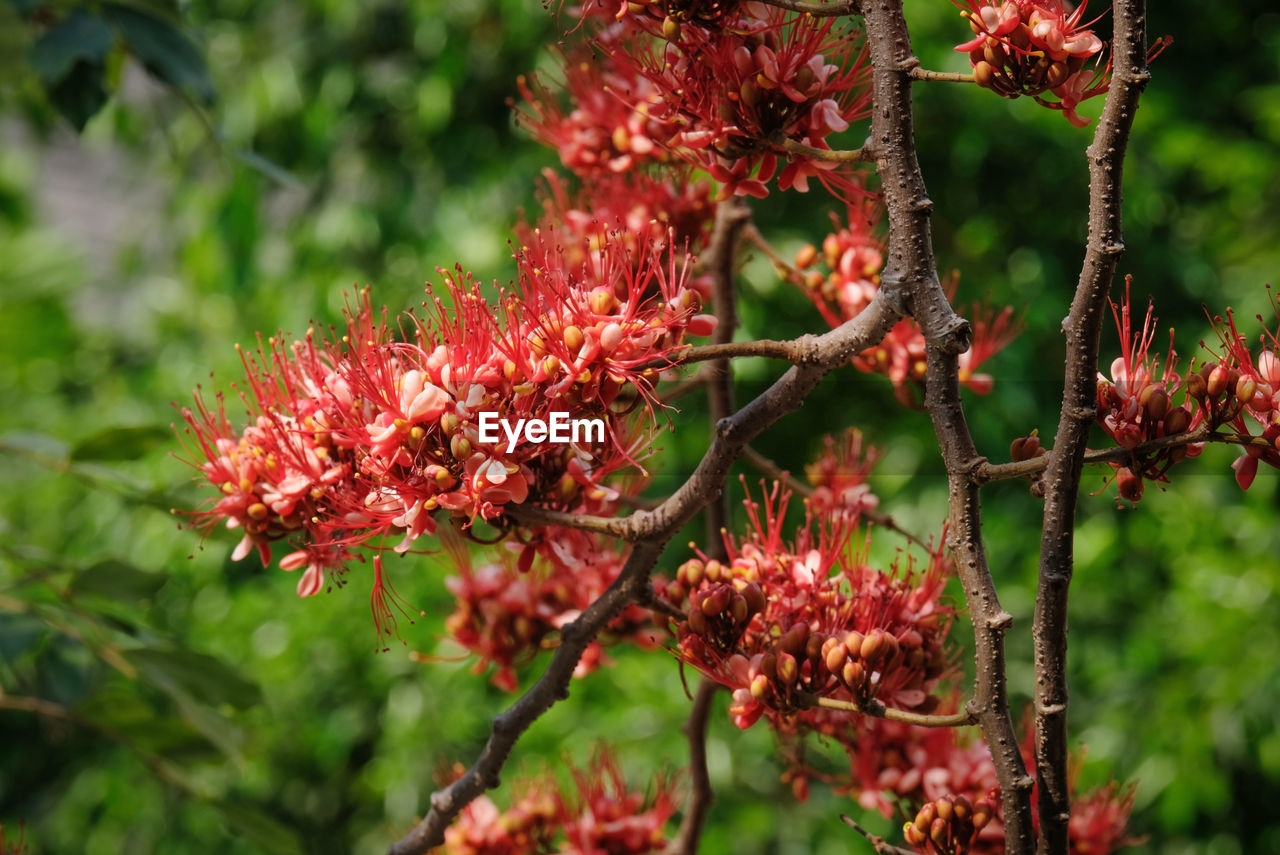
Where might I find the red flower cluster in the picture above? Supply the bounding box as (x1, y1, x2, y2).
(1094, 280, 1280, 500)
(794, 205, 1018, 403)
(953, 0, 1109, 127)
(557, 3, 871, 199)
(660, 482, 953, 730)
(805, 428, 882, 521)
(441, 752, 676, 855)
(444, 527, 659, 691)
(849, 714, 1137, 855)
(178, 228, 714, 624)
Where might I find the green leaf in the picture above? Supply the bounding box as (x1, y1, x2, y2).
(0, 431, 70, 461)
(0, 612, 46, 659)
(68, 559, 167, 604)
(213, 802, 303, 855)
(70, 425, 173, 461)
(126, 645, 262, 710)
(29, 9, 115, 84)
(104, 2, 215, 103)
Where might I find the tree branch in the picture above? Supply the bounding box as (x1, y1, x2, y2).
(859, 2, 1034, 852)
(841, 815, 920, 855)
(908, 68, 975, 83)
(978, 425, 1211, 483)
(754, 0, 862, 17)
(777, 136, 875, 164)
(808, 694, 977, 728)
(390, 276, 903, 855)
(1031, 3, 1150, 852)
(665, 679, 719, 855)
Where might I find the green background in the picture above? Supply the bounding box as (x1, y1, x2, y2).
(1, 0, 1278, 853)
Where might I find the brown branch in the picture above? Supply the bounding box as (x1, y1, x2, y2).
(704, 200, 752, 552)
(1031, 3, 1150, 852)
(978, 425, 1212, 483)
(754, 0, 862, 17)
(841, 815, 919, 855)
(907, 68, 975, 83)
(859, 2, 1035, 852)
(777, 136, 875, 164)
(665, 679, 719, 855)
(505, 505, 639, 540)
(809, 694, 977, 728)
(0, 693, 74, 719)
(390, 284, 903, 855)
(743, 224, 811, 292)
(738, 445, 930, 549)
(656, 339, 814, 370)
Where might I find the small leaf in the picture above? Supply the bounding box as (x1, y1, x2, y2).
(126, 645, 262, 710)
(70, 425, 173, 461)
(29, 9, 115, 84)
(68, 559, 167, 603)
(104, 2, 215, 103)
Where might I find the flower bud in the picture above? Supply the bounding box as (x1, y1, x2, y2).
(450, 433, 472, 459)
(750, 673, 770, 700)
(805, 633, 825, 662)
(844, 630, 865, 658)
(589, 287, 618, 316)
(1162, 405, 1191, 435)
(776, 652, 798, 685)
(842, 660, 865, 689)
(1207, 363, 1231, 398)
(679, 559, 704, 589)
(665, 580, 684, 603)
(563, 324, 584, 353)
(930, 817, 949, 846)
(760, 653, 778, 681)
(824, 644, 847, 675)
(1140, 384, 1169, 420)
(953, 794, 972, 821)
(738, 580, 766, 615)
(1046, 60, 1071, 88)
(795, 244, 818, 269)
(1237, 374, 1258, 404)
(973, 59, 997, 89)
(1117, 466, 1144, 502)
(701, 586, 731, 617)
(1185, 370, 1207, 401)
(686, 605, 707, 635)
(662, 15, 679, 40)
(935, 795, 954, 821)
(914, 803, 936, 833)
(730, 593, 749, 625)
(860, 629, 887, 663)
(903, 822, 926, 846)
(704, 560, 724, 583)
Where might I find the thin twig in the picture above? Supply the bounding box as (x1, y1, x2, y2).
(908, 68, 975, 83)
(743, 224, 812, 291)
(841, 815, 919, 855)
(978, 425, 1212, 483)
(505, 505, 639, 541)
(754, 0, 861, 17)
(778, 136, 875, 164)
(665, 679, 719, 855)
(1032, 2, 1151, 851)
(809, 694, 977, 728)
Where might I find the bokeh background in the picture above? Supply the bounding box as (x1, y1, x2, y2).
(2, 1, 1279, 853)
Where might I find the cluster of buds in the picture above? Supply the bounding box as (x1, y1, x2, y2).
(444, 528, 657, 691)
(1092, 280, 1280, 500)
(587, 4, 872, 199)
(441, 752, 675, 855)
(794, 206, 1018, 402)
(805, 428, 881, 521)
(178, 227, 715, 627)
(661, 482, 952, 730)
(902, 792, 997, 855)
(953, 0, 1109, 127)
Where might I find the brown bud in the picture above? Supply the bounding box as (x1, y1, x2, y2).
(730, 593, 749, 625)
(1186, 370, 1208, 400)
(1117, 466, 1144, 502)
(930, 817, 949, 845)
(953, 794, 972, 821)
(844, 630, 865, 658)
(824, 644, 847, 675)
(665, 580, 684, 603)
(450, 433, 472, 460)
(973, 60, 997, 89)
(1141, 384, 1169, 420)
(701, 586, 731, 617)
(662, 15, 679, 40)
(795, 244, 818, 269)
(914, 803, 936, 833)
(1046, 60, 1071, 88)
(935, 796, 954, 821)
(704, 560, 724, 583)
(739, 580, 766, 616)
(842, 660, 866, 689)
(750, 673, 770, 700)
(686, 606, 707, 635)
(760, 653, 778, 681)
(860, 629, 887, 663)
(563, 324, 584, 353)
(1162, 405, 1191, 435)
(903, 822, 926, 846)
(972, 802, 993, 830)
(679, 559, 704, 589)
(805, 633, 825, 662)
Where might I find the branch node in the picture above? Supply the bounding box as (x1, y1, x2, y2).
(985, 611, 1014, 630)
(1065, 404, 1097, 421)
(1037, 702, 1067, 716)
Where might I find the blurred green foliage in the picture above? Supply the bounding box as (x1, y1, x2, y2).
(1, 1, 1279, 853)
